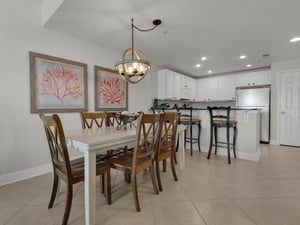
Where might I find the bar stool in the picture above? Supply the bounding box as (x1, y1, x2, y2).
(179, 107, 201, 156)
(207, 106, 237, 164)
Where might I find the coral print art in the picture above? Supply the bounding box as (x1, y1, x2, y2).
(30, 52, 87, 113)
(100, 77, 125, 105)
(95, 66, 128, 111)
(38, 63, 83, 106)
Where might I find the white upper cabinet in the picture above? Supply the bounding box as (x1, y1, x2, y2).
(236, 70, 271, 87)
(218, 75, 236, 100)
(157, 69, 180, 100)
(180, 73, 194, 100)
(197, 77, 218, 101)
(157, 69, 196, 100)
(180, 74, 192, 89)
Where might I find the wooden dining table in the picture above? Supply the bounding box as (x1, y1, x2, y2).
(65, 124, 186, 225)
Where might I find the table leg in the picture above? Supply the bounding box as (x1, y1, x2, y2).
(84, 151, 96, 225)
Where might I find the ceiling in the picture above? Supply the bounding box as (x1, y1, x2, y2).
(43, 0, 300, 77)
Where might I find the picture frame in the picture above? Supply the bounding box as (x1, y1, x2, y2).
(29, 51, 88, 113)
(94, 65, 128, 111)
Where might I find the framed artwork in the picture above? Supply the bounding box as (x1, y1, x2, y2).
(94, 65, 128, 111)
(29, 51, 88, 113)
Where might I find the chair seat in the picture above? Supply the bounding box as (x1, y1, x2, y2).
(111, 154, 152, 172)
(212, 119, 237, 125)
(57, 157, 109, 179)
(180, 118, 201, 124)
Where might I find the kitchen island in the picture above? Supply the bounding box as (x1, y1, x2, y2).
(152, 107, 261, 162)
(185, 107, 261, 161)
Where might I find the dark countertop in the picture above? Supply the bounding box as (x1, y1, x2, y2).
(150, 107, 261, 111)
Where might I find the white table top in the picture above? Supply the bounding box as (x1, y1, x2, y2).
(66, 126, 137, 152)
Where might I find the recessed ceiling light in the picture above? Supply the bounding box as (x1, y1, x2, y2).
(201, 57, 207, 61)
(246, 64, 252, 68)
(195, 64, 201, 68)
(290, 37, 300, 43)
(208, 70, 212, 74)
(239, 55, 246, 59)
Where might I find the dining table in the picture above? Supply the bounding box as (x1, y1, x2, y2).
(65, 124, 186, 225)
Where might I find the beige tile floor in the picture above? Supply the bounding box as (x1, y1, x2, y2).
(1, 144, 300, 225)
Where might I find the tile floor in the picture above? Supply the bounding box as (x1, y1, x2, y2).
(1, 144, 300, 225)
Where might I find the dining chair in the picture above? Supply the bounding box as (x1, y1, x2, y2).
(156, 112, 179, 191)
(105, 111, 122, 127)
(39, 113, 111, 225)
(80, 112, 129, 193)
(80, 112, 106, 129)
(110, 113, 161, 211)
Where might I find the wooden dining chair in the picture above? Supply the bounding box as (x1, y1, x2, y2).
(105, 111, 122, 127)
(156, 112, 179, 191)
(80, 112, 106, 129)
(39, 113, 111, 225)
(80, 111, 128, 194)
(110, 113, 161, 211)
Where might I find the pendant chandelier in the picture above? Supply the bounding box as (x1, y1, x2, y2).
(115, 18, 161, 84)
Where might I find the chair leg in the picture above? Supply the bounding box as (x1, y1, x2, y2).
(156, 161, 163, 192)
(101, 174, 105, 194)
(197, 122, 201, 152)
(170, 155, 178, 181)
(214, 126, 218, 154)
(173, 150, 178, 164)
(132, 174, 140, 212)
(207, 124, 213, 160)
(227, 126, 231, 164)
(62, 183, 73, 225)
(106, 169, 111, 205)
(190, 124, 193, 156)
(150, 165, 159, 194)
(48, 173, 59, 209)
(163, 159, 167, 172)
(233, 126, 237, 158)
(124, 171, 131, 183)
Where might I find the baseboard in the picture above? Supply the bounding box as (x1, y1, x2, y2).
(187, 145, 261, 161)
(270, 139, 280, 145)
(0, 163, 52, 186)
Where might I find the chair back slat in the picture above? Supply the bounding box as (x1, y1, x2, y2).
(158, 112, 179, 155)
(133, 113, 161, 168)
(207, 106, 231, 124)
(106, 112, 122, 127)
(80, 112, 106, 129)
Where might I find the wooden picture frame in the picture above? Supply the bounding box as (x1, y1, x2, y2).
(29, 51, 88, 113)
(94, 65, 128, 111)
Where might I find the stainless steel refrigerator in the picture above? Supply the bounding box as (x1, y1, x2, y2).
(236, 86, 270, 143)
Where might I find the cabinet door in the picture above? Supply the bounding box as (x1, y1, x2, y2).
(165, 70, 180, 99)
(236, 70, 271, 87)
(197, 77, 218, 101)
(217, 75, 236, 100)
(191, 79, 197, 100)
(174, 73, 181, 99)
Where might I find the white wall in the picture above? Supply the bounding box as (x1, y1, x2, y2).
(0, 0, 156, 181)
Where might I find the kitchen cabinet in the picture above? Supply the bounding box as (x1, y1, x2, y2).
(180, 73, 194, 100)
(236, 70, 270, 87)
(157, 69, 180, 100)
(218, 75, 236, 100)
(197, 77, 218, 101)
(180, 74, 192, 89)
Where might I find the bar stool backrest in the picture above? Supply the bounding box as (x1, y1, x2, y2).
(207, 106, 231, 125)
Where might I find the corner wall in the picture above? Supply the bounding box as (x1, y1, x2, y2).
(0, 0, 156, 183)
